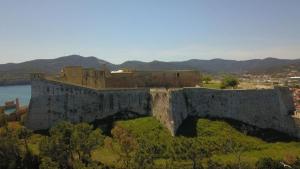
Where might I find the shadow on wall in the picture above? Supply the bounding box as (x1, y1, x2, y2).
(176, 116, 198, 137)
(33, 111, 148, 136)
(176, 116, 299, 142)
(220, 117, 299, 142)
(91, 111, 148, 136)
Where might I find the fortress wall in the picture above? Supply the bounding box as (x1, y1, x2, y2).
(138, 71, 200, 88)
(61, 66, 83, 84)
(26, 79, 151, 130)
(26, 77, 300, 138)
(105, 71, 201, 88)
(105, 73, 138, 88)
(276, 87, 295, 115)
(58, 66, 201, 89)
(170, 87, 300, 138)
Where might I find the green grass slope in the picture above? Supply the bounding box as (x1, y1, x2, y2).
(98, 117, 300, 167)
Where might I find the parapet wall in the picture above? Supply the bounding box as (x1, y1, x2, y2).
(26, 78, 300, 138)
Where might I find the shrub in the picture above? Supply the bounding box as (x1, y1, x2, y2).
(220, 75, 239, 89)
(255, 157, 284, 169)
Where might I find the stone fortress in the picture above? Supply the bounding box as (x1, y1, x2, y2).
(25, 66, 300, 139)
(57, 66, 200, 88)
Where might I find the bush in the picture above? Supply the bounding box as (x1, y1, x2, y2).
(221, 75, 239, 89)
(283, 153, 297, 165)
(0, 113, 8, 127)
(202, 75, 212, 84)
(292, 157, 300, 169)
(39, 121, 104, 169)
(255, 157, 284, 169)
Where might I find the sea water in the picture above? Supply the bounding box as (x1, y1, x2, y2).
(0, 85, 31, 107)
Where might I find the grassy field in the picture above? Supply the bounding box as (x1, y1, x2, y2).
(202, 82, 222, 89)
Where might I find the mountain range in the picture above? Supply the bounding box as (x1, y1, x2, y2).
(0, 55, 299, 85)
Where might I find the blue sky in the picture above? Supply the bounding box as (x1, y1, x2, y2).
(0, 0, 299, 64)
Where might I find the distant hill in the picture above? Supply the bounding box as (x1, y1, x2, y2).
(120, 58, 300, 73)
(0, 55, 299, 85)
(0, 55, 115, 85)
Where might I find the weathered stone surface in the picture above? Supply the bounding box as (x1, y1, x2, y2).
(150, 88, 174, 135)
(170, 88, 300, 138)
(58, 66, 201, 89)
(26, 79, 151, 130)
(26, 78, 300, 138)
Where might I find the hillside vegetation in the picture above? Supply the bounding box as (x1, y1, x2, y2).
(1, 117, 300, 169)
(93, 117, 300, 168)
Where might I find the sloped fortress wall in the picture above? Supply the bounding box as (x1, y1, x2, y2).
(26, 78, 151, 130)
(26, 76, 300, 138)
(169, 88, 300, 138)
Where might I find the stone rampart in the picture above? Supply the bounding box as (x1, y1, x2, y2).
(26, 78, 151, 130)
(26, 78, 300, 138)
(170, 87, 300, 138)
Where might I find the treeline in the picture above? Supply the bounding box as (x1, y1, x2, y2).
(1, 114, 300, 169)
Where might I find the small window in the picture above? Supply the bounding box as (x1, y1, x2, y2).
(177, 73, 180, 77)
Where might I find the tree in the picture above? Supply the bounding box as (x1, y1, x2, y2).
(17, 126, 33, 153)
(111, 125, 138, 169)
(0, 113, 8, 128)
(131, 139, 155, 169)
(172, 137, 209, 169)
(221, 75, 239, 89)
(39, 157, 59, 169)
(39, 121, 104, 169)
(16, 127, 40, 169)
(0, 126, 22, 169)
(202, 75, 212, 84)
(72, 123, 104, 164)
(40, 121, 74, 168)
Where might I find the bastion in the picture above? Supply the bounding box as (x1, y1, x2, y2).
(25, 68, 300, 138)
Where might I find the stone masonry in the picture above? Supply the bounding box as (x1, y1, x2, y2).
(26, 75, 300, 138)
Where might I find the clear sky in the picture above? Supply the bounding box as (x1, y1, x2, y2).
(0, 0, 299, 64)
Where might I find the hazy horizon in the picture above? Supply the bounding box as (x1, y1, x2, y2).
(1, 0, 300, 64)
